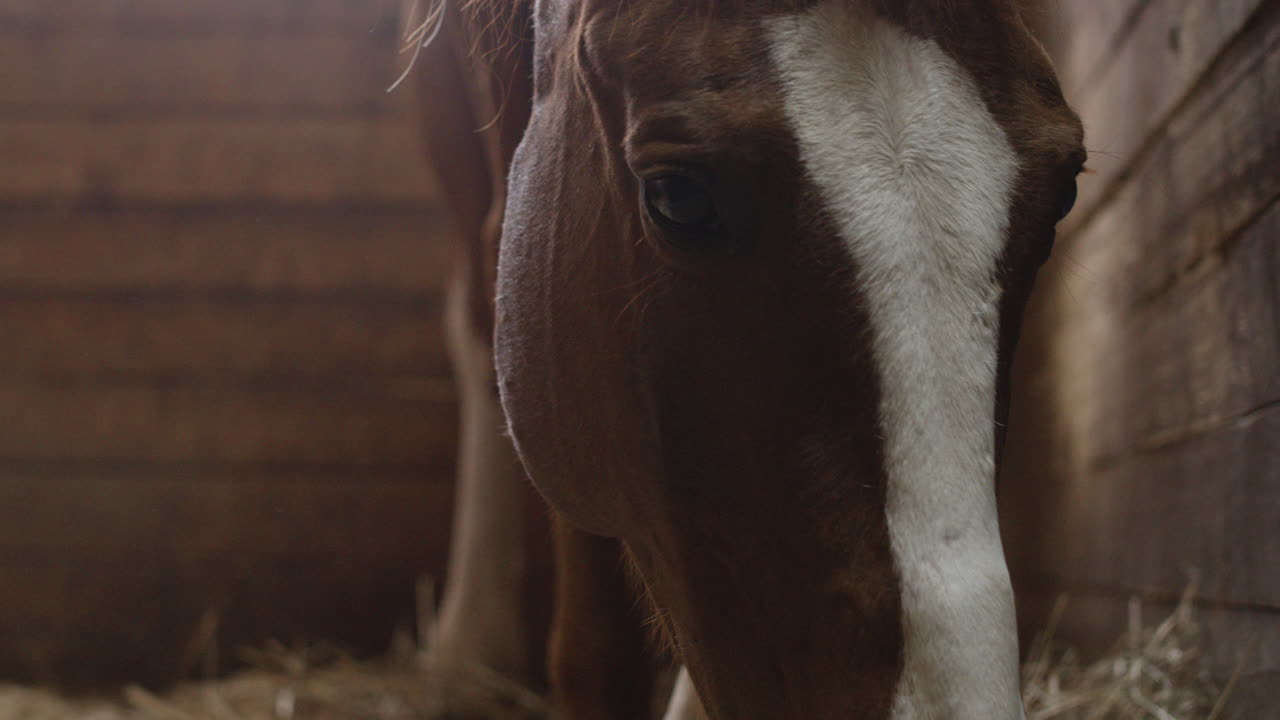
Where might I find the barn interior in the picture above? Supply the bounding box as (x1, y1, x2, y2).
(1, 0, 459, 691)
(0, 1, 1274, 718)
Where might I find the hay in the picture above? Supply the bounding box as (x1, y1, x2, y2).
(0, 585, 1226, 720)
(0, 646, 555, 720)
(1021, 582, 1226, 720)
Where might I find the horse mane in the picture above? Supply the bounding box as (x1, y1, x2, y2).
(458, 0, 533, 49)
(391, 0, 532, 93)
(392, 0, 1051, 93)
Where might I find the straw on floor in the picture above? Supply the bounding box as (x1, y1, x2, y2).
(0, 583, 1227, 720)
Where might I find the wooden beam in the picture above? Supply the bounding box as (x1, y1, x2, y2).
(0, 209, 454, 295)
(0, 0, 391, 27)
(0, 381, 458, 466)
(1053, 0, 1269, 231)
(0, 25, 410, 115)
(0, 296, 452, 380)
(0, 116, 437, 205)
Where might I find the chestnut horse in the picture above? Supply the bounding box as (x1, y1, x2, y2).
(416, 2, 1085, 718)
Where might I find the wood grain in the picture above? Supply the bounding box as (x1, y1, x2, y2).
(1015, 402, 1280, 609)
(0, 116, 437, 205)
(0, 25, 408, 114)
(0, 561, 440, 688)
(1062, 199, 1279, 468)
(1002, 3, 1279, 710)
(1063, 2, 1280, 313)
(1039, 0, 1148, 98)
(0, 465, 453, 562)
(1053, 0, 1269, 230)
(0, 0, 464, 689)
(0, 0, 391, 27)
(0, 209, 454, 295)
(0, 381, 458, 466)
(0, 295, 451, 380)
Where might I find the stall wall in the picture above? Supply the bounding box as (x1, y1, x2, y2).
(0, 0, 459, 687)
(1002, 1, 1279, 716)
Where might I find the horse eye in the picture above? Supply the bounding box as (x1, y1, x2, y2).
(1056, 180, 1078, 222)
(644, 175, 720, 229)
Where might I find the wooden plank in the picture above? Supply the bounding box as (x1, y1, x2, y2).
(0, 0, 472, 692)
(1072, 200, 1279, 465)
(0, 0, 393, 27)
(0, 25, 412, 114)
(1057, 0, 1269, 229)
(1004, 208, 1279, 609)
(1072, 0, 1280, 312)
(1227, 405, 1280, 608)
(1040, 0, 1148, 99)
(1057, 404, 1278, 608)
(1199, 610, 1280, 720)
(1002, 4, 1280, 566)
(0, 466, 453, 560)
(1042, 9, 1280, 463)
(1006, 222, 1278, 632)
(1002, 5, 1280, 708)
(0, 209, 454, 295)
(0, 561, 439, 688)
(0, 116, 437, 205)
(0, 381, 458, 466)
(0, 296, 451, 380)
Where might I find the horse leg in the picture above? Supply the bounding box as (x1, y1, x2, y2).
(428, 263, 533, 681)
(549, 516, 657, 720)
(409, 2, 547, 683)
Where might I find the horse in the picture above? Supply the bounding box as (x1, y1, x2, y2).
(414, 2, 1086, 718)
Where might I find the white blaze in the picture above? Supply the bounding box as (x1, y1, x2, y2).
(768, 4, 1023, 719)
(662, 666, 709, 720)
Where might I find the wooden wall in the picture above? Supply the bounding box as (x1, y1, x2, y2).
(1001, 1, 1278, 716)
(0, 0, 460, 688)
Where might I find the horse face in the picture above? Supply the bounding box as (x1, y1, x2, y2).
(495, 1, 1084, 717)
